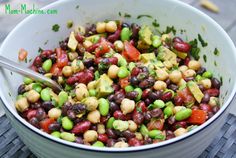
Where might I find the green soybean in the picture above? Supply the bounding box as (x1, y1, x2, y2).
(134, 88, 142, 101)
(195, 75, 202, 82)
(118, 57, 127, 67)
(16, 95, 23, 100)
(40, 88, 51, 101)
(98, 98, 109, 116)
(51, 131, 61, 138)
(58, 91, 68, 107)
(140, 124, 149, 136)
(153, 100, 165, 108)
(121, 27, 131, 41)
(23, 77, 33, 85)
(60, 132, 75, 142)
(89, 89, 97, 96)
(202, 71, 213, 78)
(42, 59, 52, 72)
(64, 84, 73, 91)
(94, 71, 100, 80)
(165, 101, 174, 108)
(128, 62, 136, 71)
(106, 117, 115, 129)
(164, 106, 173, 118)
(92, 141, 104, 147)
(148, 130, 165, 140)
(175, 108, 192, 121)
(32, 83, 42, 93)
(62, 116, 74, 130)
(118, 67, 129, 78)
(152, 35, 161, 48)
(125, 85, 134, 93)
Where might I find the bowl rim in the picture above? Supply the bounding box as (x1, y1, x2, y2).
(0, 0, 236, 153)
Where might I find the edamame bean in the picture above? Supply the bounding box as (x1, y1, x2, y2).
(42, 59, 52, 72)
(165, 101, 174, 108)
(128, 62, 136, 71)
(118, 57, 127, 67)
(175, 108, 192, 121)
(60, 132, 76, 142)
(92, 141, 105, 147)
(40, 88, 51, 101)
(152, 35, 161, 48)
(32, 83, 42, 93)
(62, 116, 74, 130)
(118, 67, 129, 78)
(125, 85, 134, 93)
(58, 91, 68, 107)
(195, 75, 202, 82)
(164, 106, 173, 118)
(65, 84, 73, 91)
(23, 77, 33, 85)
(134, 88, 142, 101)
(106, 117, 115, 129)
(121, 27, 131, 41)
(98, 98, 109, 116)
(202, 71, 213, 78)
(140, 124, 149, 136)
(153, 100, 165, 108)
(148, 130, 165, 140)
(89, 89, 97, 96)
(51, 131, 61, 138)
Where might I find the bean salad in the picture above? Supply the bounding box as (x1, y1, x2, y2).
(15, 20, 221, 148)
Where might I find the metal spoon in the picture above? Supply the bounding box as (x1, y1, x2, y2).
(0, 56, 62, 93)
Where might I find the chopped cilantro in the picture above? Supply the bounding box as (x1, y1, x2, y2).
(137, 14, 152, 19)
(203, 54, 207, 62)
(118, 12, 122, 16)
(24, 57, 28, 63)
(163, 26, 176, 35)
(67, 20, 73, 29)
(38, 47, 43, 53)
(136, 107, 142, 113)
(75, 5, 79, 9)
(220, 76, 223, 85)
(29, 58, 32, 62)
(198, 34, 208, 47)
(44, 40, 48, 45)
(214, 61, 217, 66)
(214, 48, 220, 56)
(189, 39, 200, 60)
(152, 19, 160, 27)
(124, 13, 131, 18)
(52, 24, 60, 32)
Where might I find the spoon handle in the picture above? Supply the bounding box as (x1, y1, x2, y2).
(0, 56, 62, 92)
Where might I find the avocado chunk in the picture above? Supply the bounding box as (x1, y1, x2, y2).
(67, 31, 78, 51)
(187, 81, 204, 103)
(157, 46, 178, 66)
(140, 53, 156, 63)
(86, 33, 106, 43)
(96, 74, 114, 98)
(137, 25, 152, 49)
(173, 49, 188, 59)
(83, 51, 95, 60)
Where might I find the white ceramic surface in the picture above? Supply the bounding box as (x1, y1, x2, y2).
(0, 0, 236, 158)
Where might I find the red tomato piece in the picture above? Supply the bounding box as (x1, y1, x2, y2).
(119, 77, 130, 89)
(95, 38, 110, 57)
(188, 109, 207, 125)
(39, 118, 55, 133)
(56, 48, 68, 68)
(50, 63, 62, 76)
(177, 88, 195, 105)
(122, 41, 140, 62)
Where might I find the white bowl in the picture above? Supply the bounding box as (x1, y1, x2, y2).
(0, 0, 236, 158)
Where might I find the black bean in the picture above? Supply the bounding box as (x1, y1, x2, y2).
(109, 102, 120, 114)
(166, 130, 175, 140)
(141, 66, 149, 73)
(48, 122, 61, 131)
(122, 130, 135, 140)
(133, 112, 144, 125)
(85, 24, 96, 36)
(126, 91, 139, 100)
(117, 137, 127, 142)
(59, 41, 68, 50)
(130, 76, 139, 86)
(184, 77, 194, 82)
(106, 129, 117, 139)
(29, 117, 40, 128)
(75, 137, 84, 144)
(90, 125, 97, 131)
(41, 101, 54, 112)
(67, 110, 76, 120)
(167, 116, 176, 125)
(211, 77, 221, 89)
(165, 78, 171, 86)
(18, 84, 26, 94)
(71, 103, 86, 115)
(131, 23, 140, 40)
(148, 91, 161, 101)
(35, 108, 46, 121)
(201, 93, 210, 103)
(106, 139, 117, 147)
(61, 102, 72, 116)
(150, 108, 163, 118)
(212, 106, 220, 114)
(144, 98, 152, 106)
(108, 94, 115, 101)
(137, 72, 148, 81)
(168, 84, 178, 91)
(114, 92, 125, 105)
(144, 111, 152, 121)
(83, 58, 94, 68)
(207, 112, 214, 119)
(122, 22, 130, 28)
(49, 54, 57, 63)
(30, 102, 41, 109)
(37, 67, 46, 74)
(198, 84, 205, 92)
(144, 137, 153, 145)
(139, 80, 151, 89)
(197, 67, 206, 75)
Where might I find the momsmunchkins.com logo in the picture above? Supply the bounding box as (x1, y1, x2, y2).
(5, 3, 57, 14)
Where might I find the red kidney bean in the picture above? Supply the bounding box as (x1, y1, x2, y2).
(67, 70, 94, 85)
(201, 92, 210, 103)
(205, 89, 220, 97)
(131, 23, 140, 40)
(173, 121, 187, 130)
(161, 91, 173, 102)
(40, 50, 53, 59)
(144, 137, 153, 145)
(94, 57, 102, 65)
(184, 57, 190, 66)
(109, 102, 120, 114)
(107, 28, 121, 43)
(48, 122, 61, 132)
(75, 33, 84, 43)
(35, 108, 46, 121)
(212, 106, 220, 114)
(75, 137, 84, 144)
(128, 138, 143, 146)
(106, 129, 118, 139)
(87, 43, 100, 52)
(173, 42, 191, 52)
(71, 121, 91, 134)
(132, 111, 144, 125)
(198, 84, 205, 92)
(196, 67, 206, 75)
(142, 89, 151, 99)
(100, 116, 110, 124)
(147, 119, 164, 130)
(113, 110, 126, 120)
(150, 108, 163, 118)
(122, 130, 135, 140)
(26, 109, 37, 120)
(29, 117, 40, 128)
(136, 101, 147, 112)
(33, 56, 42, 67)
(98, 134, 109, 143)
(199, 103, 212, 112)
(166, 130, 175, 140)
(184, 77, 195, 82)
(174, 96, 183, 106)
(167, 116, 176, 125)
(144, 111, 152, 121)
(112, 84, 120, 92)
(129, 39, 135, 46)
(131, 67, 141, 76)
(172, 37, 183, 43)
(126, 91, 139, 100)
(108, 57, 118, 65)
(211, 78, 221, 89)
(106, 139, 117, 147)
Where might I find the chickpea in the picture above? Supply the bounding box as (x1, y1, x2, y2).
(156, 69, 169, 81)
(114, 141, 129, 148)
(26, 90, 40, 103)
(57, 76, 65, 84)
(97, 124, 105, 134)
(174, 127, 187, 137)
(163, 61, 173, 69)
(83, 130, 98, 143)
(128, 120, 138, 132)
(105, 21, 117, 33)
(173, 106, 186, 114)
(169, 70, 182, 83)
(177, 78, 186, 87)
(200, 79, 212, 89)
(25, 83, 33, 91)
(87, 81, 97, 90)
(188, 60, 201, 71)
(108, 65, 119, 79)
(120, 98, 135, 115)
(114, 40, 124, 52)
(68, 52, 78, 61)
(83, 97, 99, 111)
(179, 65, 188, 73)
(96, 22, 106, 33)
(87, 110, 101, 124)
(183, 69, 196, 78)
(154, 81, 167, 91)
(62, 66, 73, 77)
(75, 87, 89, 101)
(76, 25, 86, 35)
(209, 97, 219, 107)
(76, 83, 87, 89)
(83, 40, 93, 49)
(15, 97, 29, 112)
(135, 132, 143, 140)
(48, 108, 62, 119)
(71, 59, 84, 73)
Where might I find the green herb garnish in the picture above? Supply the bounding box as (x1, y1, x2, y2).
(189, 39, 200, 60)
(214, 48, 220, 56)
(75, 5, 79, 9)
(198, 34, 208, 47)
(137, 14, 152, 19)
(203, 55, 207, 62)
(52, 24, 60, 32)
(67, 20, 73, 29)
(152, 19, 160, 27)
(163, 26, 176, 35)
(124, 13, 131, 18)
(38, 47, 43, 53)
